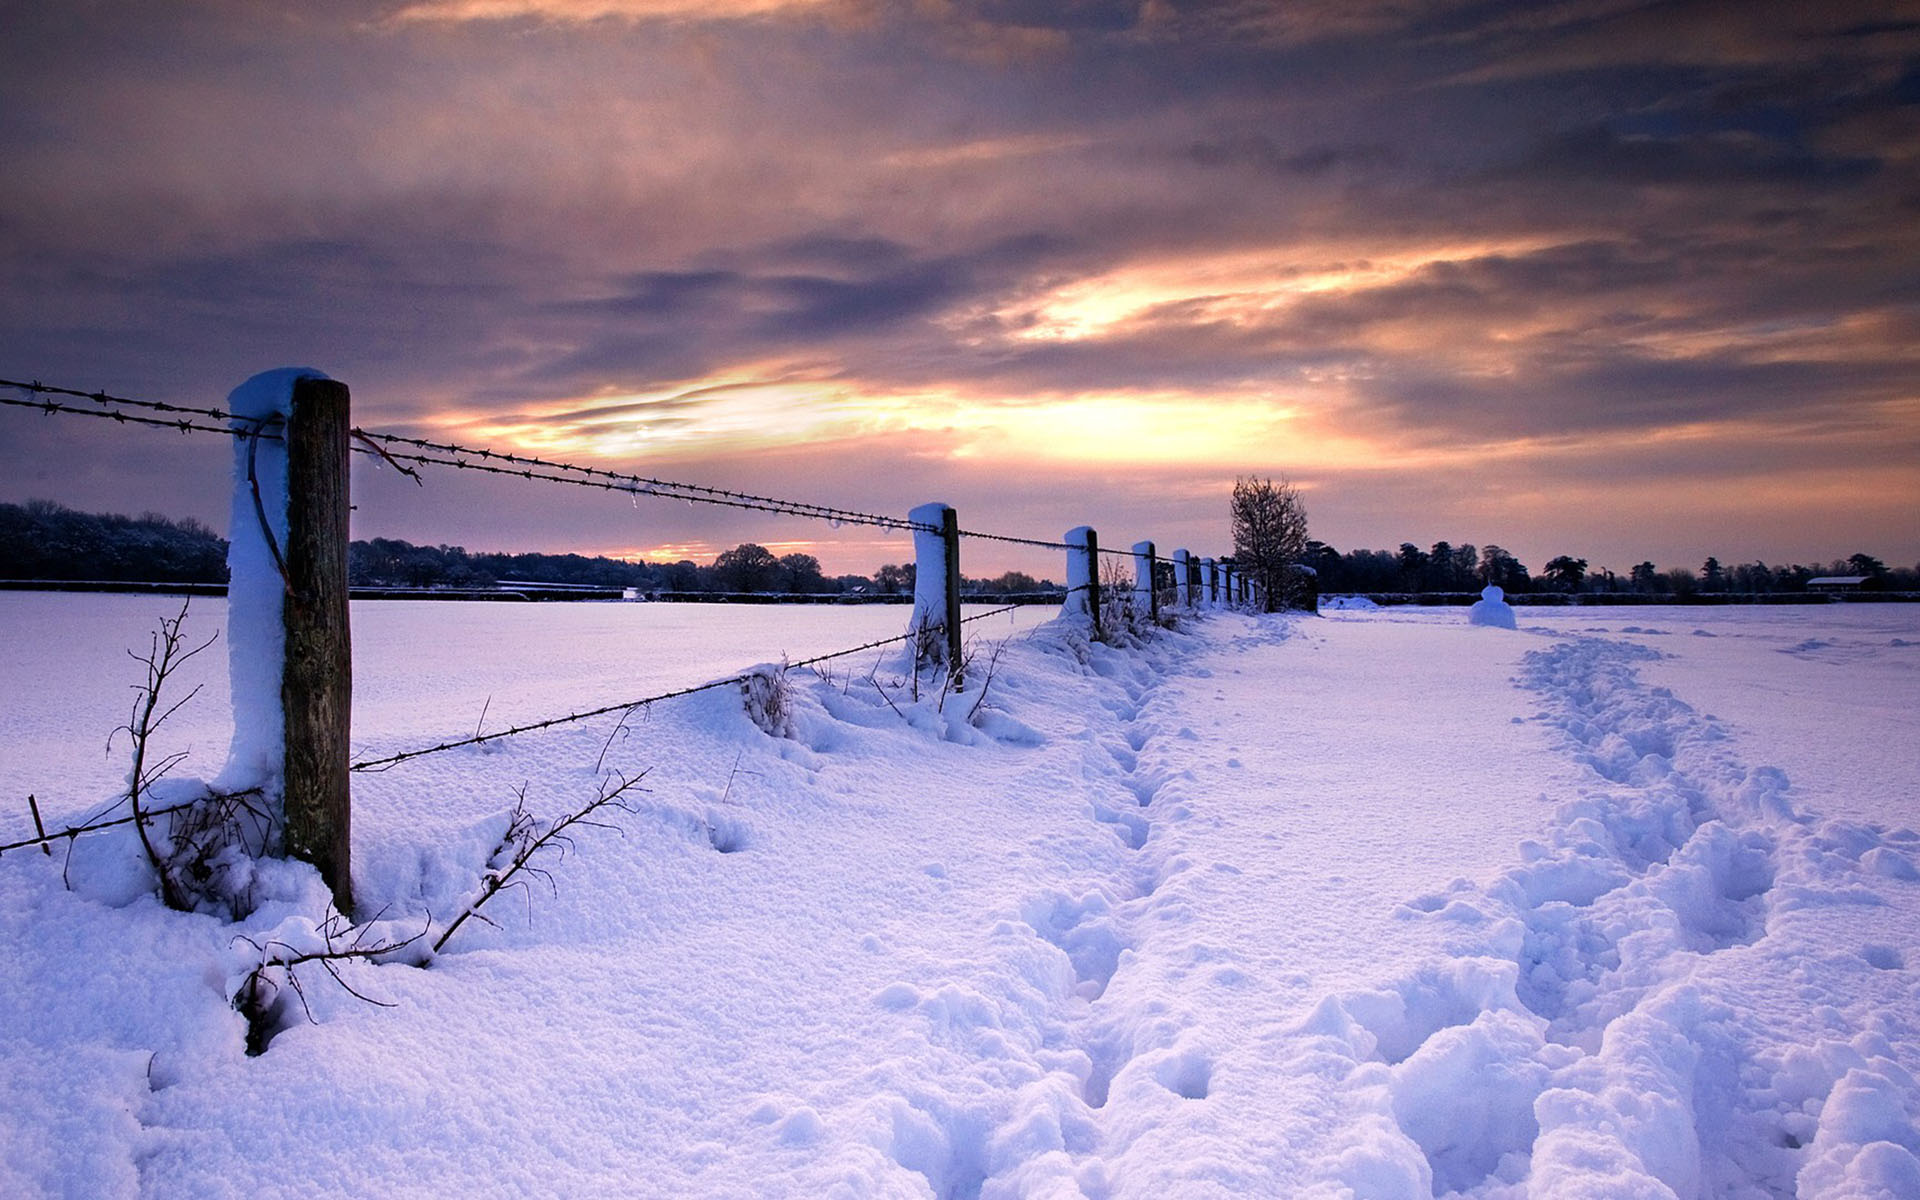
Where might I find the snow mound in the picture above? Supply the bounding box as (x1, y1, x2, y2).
(1469, 585, 1517, 629)
(1321, 595, 1381, 612)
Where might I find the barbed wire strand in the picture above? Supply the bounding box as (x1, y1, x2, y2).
(5, 593, 1099, 846)
(345, 597, 1048, 773)
(0, 799, 197, 858)
(3, 378, 1157, 556)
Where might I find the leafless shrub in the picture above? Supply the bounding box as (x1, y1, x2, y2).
(104, 601, 272, 916)
(741, 660, 795, 738)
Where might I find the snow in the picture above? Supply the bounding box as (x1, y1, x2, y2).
(1131, 542, 1154, 616)
(1064, 526, 1096, 624)
(3, 599, 1918, 1197)
(908, 501, 952, 659)
(1469, 584, 1518, 629)
(219, 368, 323, 798)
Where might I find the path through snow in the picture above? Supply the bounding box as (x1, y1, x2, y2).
(1, 605, 1916, 1197)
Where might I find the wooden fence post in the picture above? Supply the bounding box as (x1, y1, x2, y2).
(283, 376, 353, 916)
(943, 507, 962, 686)
(1172, 549, 1191, 608)
(1202, 557, 1216, 605)
(1188, 555, 1202, 608)
(1065, 526, 1101, 641)
(1133, 540, 1157, 625)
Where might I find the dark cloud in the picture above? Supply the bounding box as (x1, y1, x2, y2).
(0, 0, 1915, 568)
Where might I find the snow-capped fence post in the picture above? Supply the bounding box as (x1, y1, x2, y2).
(1188, 556, 1203, 609)
(225, 369, 354, 916)
(1172, 549, 1191, 608)
(909, 501, 962, 684)
(1133, 541, 1157, 625)
(1064, 526, 1101, 640)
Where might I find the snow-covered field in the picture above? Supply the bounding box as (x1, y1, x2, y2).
(2, 598, 1917, 1197)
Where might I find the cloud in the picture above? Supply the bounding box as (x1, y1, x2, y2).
(389, 0, 838, 23)
(1, 0, 1916, 571)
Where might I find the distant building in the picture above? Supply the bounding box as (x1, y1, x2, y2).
(1807, 576, 1870, 592)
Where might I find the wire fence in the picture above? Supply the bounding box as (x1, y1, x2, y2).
(1, 377, 1102, 553)
(3, 372, 1235, 857)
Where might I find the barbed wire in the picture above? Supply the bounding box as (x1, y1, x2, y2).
(351, 431, 926, 534)
(0, 377, 254, 426)
(0, 391, 252, 439)
(3, 591, 1103, 848)
(0, 798, 198, 858)
(2, 376, 1158, 558)
(347, 597, 1042, 772)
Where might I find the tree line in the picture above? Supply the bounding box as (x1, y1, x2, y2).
(1301, 541, 1919, 595)
(1226, 477, 1917, 610)
(0, 501, 1055, 596)
(5, 498, 1911, 599)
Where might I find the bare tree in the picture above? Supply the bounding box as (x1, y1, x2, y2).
(1230, 476, 1309, 612)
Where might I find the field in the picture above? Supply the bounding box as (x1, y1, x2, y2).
(2, 597, 1916, 1197)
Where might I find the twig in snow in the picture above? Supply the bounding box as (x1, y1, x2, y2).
(432, 771, 647, 955)
(110, 600, 215, 911)
(232, 908, 427, 1055)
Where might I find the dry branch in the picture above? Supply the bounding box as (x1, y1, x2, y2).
(432, 772, 647, 955)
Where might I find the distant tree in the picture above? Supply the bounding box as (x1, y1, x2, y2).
(1302, 541, 1343, 589)
(1629, 562, 1661, 593)
(1665, 566, 1698, 596)
(1730, 561, 1775, 593)
(1700, 557, 1725, 592)
(1847, 553, 1888, 580)
(1231, 475, 1310, 611)
(1442, 542, 1478, 591)
(982, 570, 1042, 594)
(777, 552, 830, 593)
(711, 543, 782, 592)
(1396, 543, 1429, 591)
(0, 499, 227, 583)
(1478, 545, 1528, 592)
(1543, 555, 1588, 592)
(660, 560, 701, 591)
(872, 563, 914, 595)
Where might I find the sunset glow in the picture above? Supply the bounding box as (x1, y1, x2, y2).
(1, 1, 1914, 576)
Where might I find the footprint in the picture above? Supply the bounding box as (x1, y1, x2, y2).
(1023, 891, 1132, 999)
(1154, 1048, 1212, 1100)
(1863, 944, 1904, 970)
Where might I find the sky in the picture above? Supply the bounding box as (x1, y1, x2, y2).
(1, 0, 1916, 579)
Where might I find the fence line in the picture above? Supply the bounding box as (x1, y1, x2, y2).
(0, 597, 1051, 855)
(2, 378, 1111, 554)
(2, 371, 1264, 891)
(345, 598, 1039, 774)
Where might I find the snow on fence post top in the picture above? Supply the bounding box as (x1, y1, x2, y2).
(1172, 549, 1191, 608)
(1063, 526, 1098, 631)
(219, 367, 322, 796)
(908, 502, 954, 668)
(1132, 540, 1156, 624)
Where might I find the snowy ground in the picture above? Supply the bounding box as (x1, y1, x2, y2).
(2, 599, 1917, 1197)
